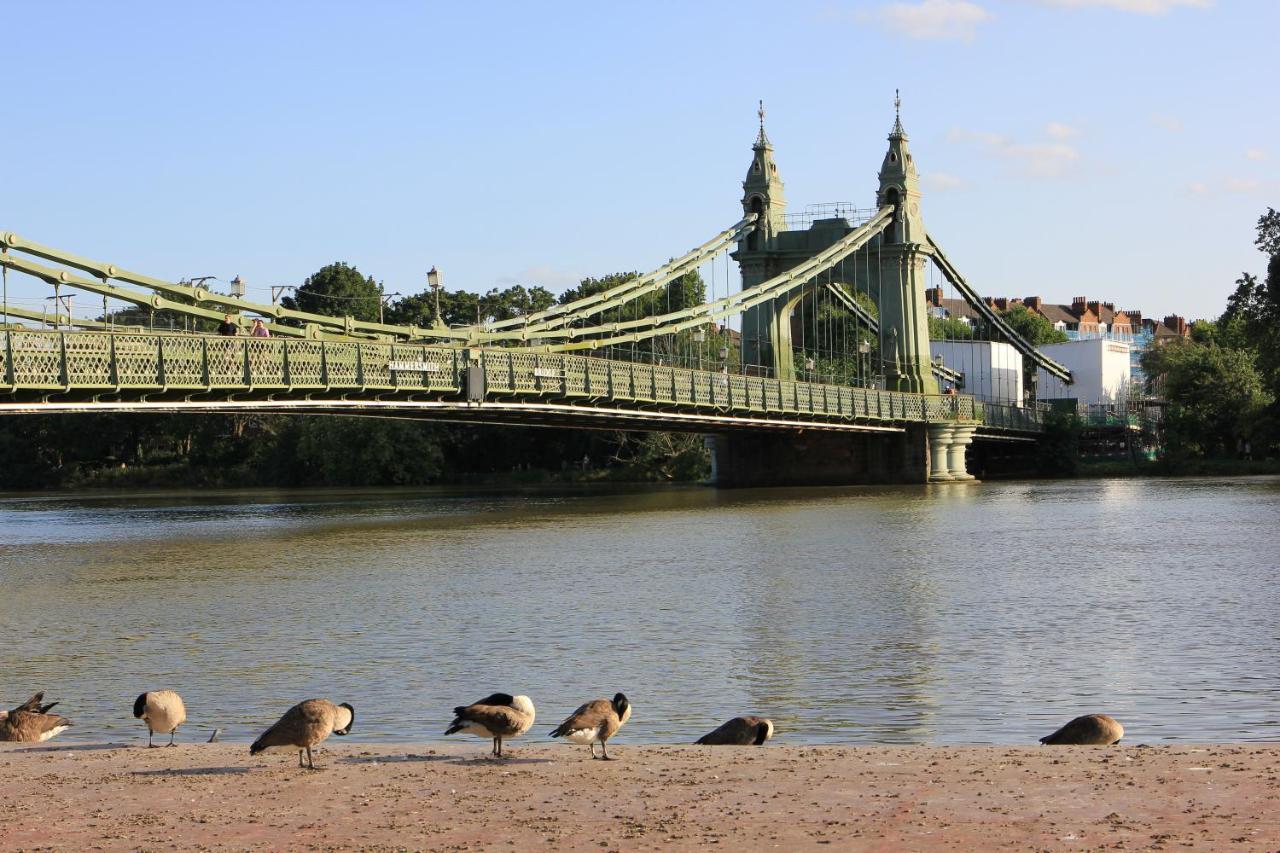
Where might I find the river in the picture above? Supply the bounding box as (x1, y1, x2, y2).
(1, 477, 1277, 746)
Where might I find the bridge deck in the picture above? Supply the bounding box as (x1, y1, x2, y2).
(0, 331, 1043, 434)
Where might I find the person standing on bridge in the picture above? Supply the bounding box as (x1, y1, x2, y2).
(250, 318, 270, 338)
(218, 314, 238, 336)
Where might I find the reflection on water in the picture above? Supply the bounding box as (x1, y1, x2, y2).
(2, 478, 1278, 745)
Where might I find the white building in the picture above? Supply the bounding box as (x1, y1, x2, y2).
(929, 340, 1023, 404)
(1035, 338, 1131, 406)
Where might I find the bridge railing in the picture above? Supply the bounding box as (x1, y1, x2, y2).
(0, 330, 1044, 432)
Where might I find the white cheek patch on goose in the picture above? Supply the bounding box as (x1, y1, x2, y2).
(39, 726, 70, 742)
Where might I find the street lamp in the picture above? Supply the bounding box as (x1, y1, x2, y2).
(427, 266, 444, 329)
(693, 328, 706, 371)
(229, 275, 246, 299)
(858, 339, 871, 387)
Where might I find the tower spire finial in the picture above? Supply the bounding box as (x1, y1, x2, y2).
(754, 99, 771, 148)
(890, 89, 906, 139)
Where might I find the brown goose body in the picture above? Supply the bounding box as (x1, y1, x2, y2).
(250, 699, 354, 769)
(1039, 714, 1124, 745)
(0, 709, 73, 743)
(696, 716, 775, 746)
(549, 693, 631, 760)
(133, 690, 188, 747)
(445, 693, 536, 757)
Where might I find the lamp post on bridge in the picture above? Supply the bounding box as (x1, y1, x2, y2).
(858, 339, 871, 387)
(427, 266, 445, 330)
(379, 291, 401, 325)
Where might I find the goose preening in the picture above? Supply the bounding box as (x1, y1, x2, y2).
(444, 693, 536, 758)
(133, 690, 187, 747)
(249, 699, 354, 769)
(1039, 714, 1124, 745)
(0, 692, 72, 743)
(549, 693, 631, 760)
(695, 716, 775, 746)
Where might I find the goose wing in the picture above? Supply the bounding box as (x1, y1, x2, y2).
(550, 699, 614, 738)
(448, 701, 528, 737)
(0, 710, 72, 742)
(696, 717, 756, 745)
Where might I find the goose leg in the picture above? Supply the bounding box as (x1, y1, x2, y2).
(599, 740, 614, 761)
(168, 729, 177, 747)
(298, 750, 305, 768)
(306, 746, 315, 770)
(147, 730, 155, 749)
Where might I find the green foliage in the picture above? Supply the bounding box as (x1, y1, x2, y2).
(605, 432, 710, 482)
(1001, 304, 1069, 345)
(1141, 339, 1271, 459)
(282, 262, 383, 323)
(1255, 207, 1280, 257)
(1035, 409, 1081, 476)
(928, 315, 974, 341)
(387, 284, 557, 328)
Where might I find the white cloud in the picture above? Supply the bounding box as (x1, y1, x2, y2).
(1245, 148, 1266, 162)
(924, 171, 969, 192)
(1185, 177, 1268, 197)
(1044, 121, 1080, 140)
(496, 265, 582, 291)
(948, 126, 1080, 177)
(1150, 114, 1184, 132)
(872, 0, 993, 41)
(1026, 0, 1211, 13)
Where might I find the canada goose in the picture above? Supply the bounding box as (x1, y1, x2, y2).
(0, 695, 72, 743)
(249, 699, 354, 769)
(696, 716, 775, 746)
(549, 693, 631, 760)
(444, 693, 536, 758)
(1039, 714, 1124, 745)
(12, 692, 59, 715)
(133, 690, 187, 747)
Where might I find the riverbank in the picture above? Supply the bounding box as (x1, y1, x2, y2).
(1, 743, 1276, 850)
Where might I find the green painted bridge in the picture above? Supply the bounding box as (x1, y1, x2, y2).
(0, 101, 1066, 485)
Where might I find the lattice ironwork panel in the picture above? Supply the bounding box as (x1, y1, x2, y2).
(653, 367, 675, 403)
(157, 336, 206, 386)
(794, 383, 812, 413)
(532, 354, 565, 395)
(322, 342, 360, 387)
(357, 344, 394, 389)
(245, 339, 286, 387)
(729, 376, 749, 411)
(904, 396, 924, 420)
(0, 332, 9, 385)
(584, 357, 610, 396)
(562, 355, 587, 396)
(203, 338, 246, 386)
(9, 332, 64, 387)
(481, 351, 513, 394)
(763, 381, 782, 410)
(60, 334, 113, 387)
(673, 369, 694, 404)
(630, 364, 654, 402)
(285, 341, 325, 387)
(507, 351, 540, 393)
(113, 335, 162, 386)
(609, 362, 634, 399)
(743, 377, 764, 412)
(690, 372, 712, 406)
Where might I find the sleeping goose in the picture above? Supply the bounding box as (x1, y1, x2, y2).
(549, 693, 631, 760)
(444, 693, 536, 758)
(133, 690, 188, 747)
(696, 716, 775, 746)
(249, 699, 354, 769)
(1039, 713, 1124, 745)
(0, 693, 72, 743)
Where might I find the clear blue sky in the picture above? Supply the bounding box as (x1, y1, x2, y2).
(3, 0, 1275, 321)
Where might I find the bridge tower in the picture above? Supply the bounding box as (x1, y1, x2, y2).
(730, 97, 938, 395)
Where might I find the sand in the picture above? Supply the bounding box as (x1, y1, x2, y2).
(0, 742, 1277, 851)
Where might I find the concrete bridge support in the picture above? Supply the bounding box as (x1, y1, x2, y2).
(926, 423, 979, 483)
(709, 427, 930, 488)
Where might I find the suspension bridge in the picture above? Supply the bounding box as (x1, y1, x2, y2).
(0, 100, 1071, 486)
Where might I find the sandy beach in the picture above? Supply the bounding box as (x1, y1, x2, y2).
(1, 742, 1277, 850)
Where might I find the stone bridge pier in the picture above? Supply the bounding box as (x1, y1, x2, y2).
(708, 422, 979, 487)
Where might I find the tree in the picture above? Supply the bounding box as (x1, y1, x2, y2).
(1141, 339, 1271, 459)
(1255, 207, 1280, 257)
(1001, 304, 1068, 346)
(282, 262, 383, 323)
(928, 315, 974, 341)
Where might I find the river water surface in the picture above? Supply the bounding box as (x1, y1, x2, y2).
(2, 477, 1277, 746)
